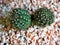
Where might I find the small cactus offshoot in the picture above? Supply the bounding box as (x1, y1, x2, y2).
(34, 7, 54, 27)
(10, 8, 31, 30)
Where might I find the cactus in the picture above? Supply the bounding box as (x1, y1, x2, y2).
(34, 7, 54, 27)
(10, 8, 31, 30)
(0, 16, 12, 30)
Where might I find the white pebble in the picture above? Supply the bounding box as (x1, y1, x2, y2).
(54, 11, 57, 16)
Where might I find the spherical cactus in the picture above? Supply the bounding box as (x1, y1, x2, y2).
(34, 7, 54, 27)
(0, 16, 12, 30)
(10, 8, 31, 30)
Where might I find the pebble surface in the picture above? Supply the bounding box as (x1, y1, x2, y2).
(0, 0, 60, 45)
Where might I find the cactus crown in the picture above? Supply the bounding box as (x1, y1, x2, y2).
(34, 7, 54, 27)
(10, 8, 31, 30)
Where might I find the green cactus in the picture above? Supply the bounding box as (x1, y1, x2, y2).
(34, 7, 54, 27)
(10, 8, 31, 30)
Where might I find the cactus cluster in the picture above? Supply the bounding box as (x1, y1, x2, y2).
(0, 7, 55, 30)
(34, 7, 54, 27)
(10, 8, 31, 30)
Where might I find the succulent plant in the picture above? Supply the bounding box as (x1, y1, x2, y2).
(0, 16, 12, 30)
(34, 7, 54, 27)
(10, 8, 31, 30)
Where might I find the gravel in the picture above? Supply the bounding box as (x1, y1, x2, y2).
(0, 0, 60, 45)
